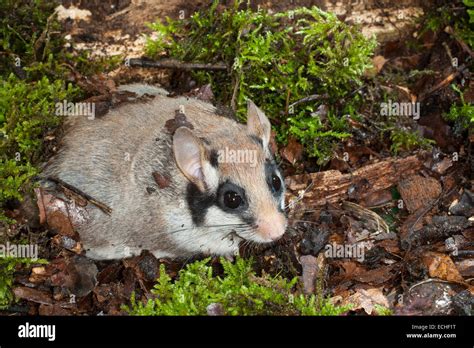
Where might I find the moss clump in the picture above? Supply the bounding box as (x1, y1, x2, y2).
(0, 75, 80, 222)
(0, 0, 112, 222)
(443, 84, 474, 133)
(146, 1, 376, 164)
(389, 129, 435, 155)
(123, 257, 349, 316)
(374, 304, 393, 316)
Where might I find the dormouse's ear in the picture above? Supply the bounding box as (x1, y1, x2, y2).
(246, 99, 271, 148)
(173, 127, 217, 192)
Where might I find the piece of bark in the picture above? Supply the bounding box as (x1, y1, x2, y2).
(455, 259, 474, 278)
(13, 287, 53, 305)
(401, 215, 472, 250)
(285, 154, 423, 214)
(50, 256, 98, 298)
(449, 190, 474, 217)
(398, 174, 442, 213)
(38, 304, 72, 316)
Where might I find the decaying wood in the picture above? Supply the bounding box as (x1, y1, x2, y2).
(127, 58, 228, 71)
(285, 154, 423, 212)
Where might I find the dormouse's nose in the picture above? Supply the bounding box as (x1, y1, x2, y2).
(256, 213, 287, 241)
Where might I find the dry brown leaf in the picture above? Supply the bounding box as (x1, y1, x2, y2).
(341, 288, 390, 315)
(360, 189, 393, 208)
(352, 265, 396, 285)
(365, 55, 387, 77)
(280, 137, 303, 165)
(373, 55, 387, 73)
(423, 252, 464, 283)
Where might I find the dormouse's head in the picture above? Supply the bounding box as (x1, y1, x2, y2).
(172, 100, 287, 251)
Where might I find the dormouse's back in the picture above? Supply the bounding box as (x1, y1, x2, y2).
(42, 86, 244, 202)
(40, 84, 288, 260)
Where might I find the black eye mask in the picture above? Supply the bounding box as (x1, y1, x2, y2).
(264, 160, 285, 198)
(186, 162, 284, 227)
(216, 181, 249, 213)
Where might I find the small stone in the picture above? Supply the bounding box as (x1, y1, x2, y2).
(207, 303, 224, 316)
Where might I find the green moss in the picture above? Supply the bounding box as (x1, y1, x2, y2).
(146, 1, 376, 163)
(374, 304, 393, 316)
(123, 257, 350, 316)
(0, 1, 115, 222)
(389, 129, 435, 155)
(443, 84, 474, 132)
(0, 74, 81, 222)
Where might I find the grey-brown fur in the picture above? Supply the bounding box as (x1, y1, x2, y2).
(42, 84, 286, 260)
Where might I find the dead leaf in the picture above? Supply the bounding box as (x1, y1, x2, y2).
(373, 55, 387, 73)
(35, 187, 88, 239)
(341, 288, 389, 315)
(122, 251, 160, 283)
(352, 264, 397, 285)
(280, 137, 303, 165)
(423, 252, 464, 283)
(365, 55, 387, 77)
(377, 239, 400, 255)
(432, 157, 454, 175)
(396, 282, 461, 315)
(360, 189, 392, 208)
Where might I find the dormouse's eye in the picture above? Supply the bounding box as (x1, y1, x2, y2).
(271, 174, 281, 192)
(223, 191, 243, 209)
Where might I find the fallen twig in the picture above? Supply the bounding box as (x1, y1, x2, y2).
(289, 94, 328, 109)
(46, 176, 112, 215)
(419, 64, 465, 101)
(127, 58, 228, 71)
